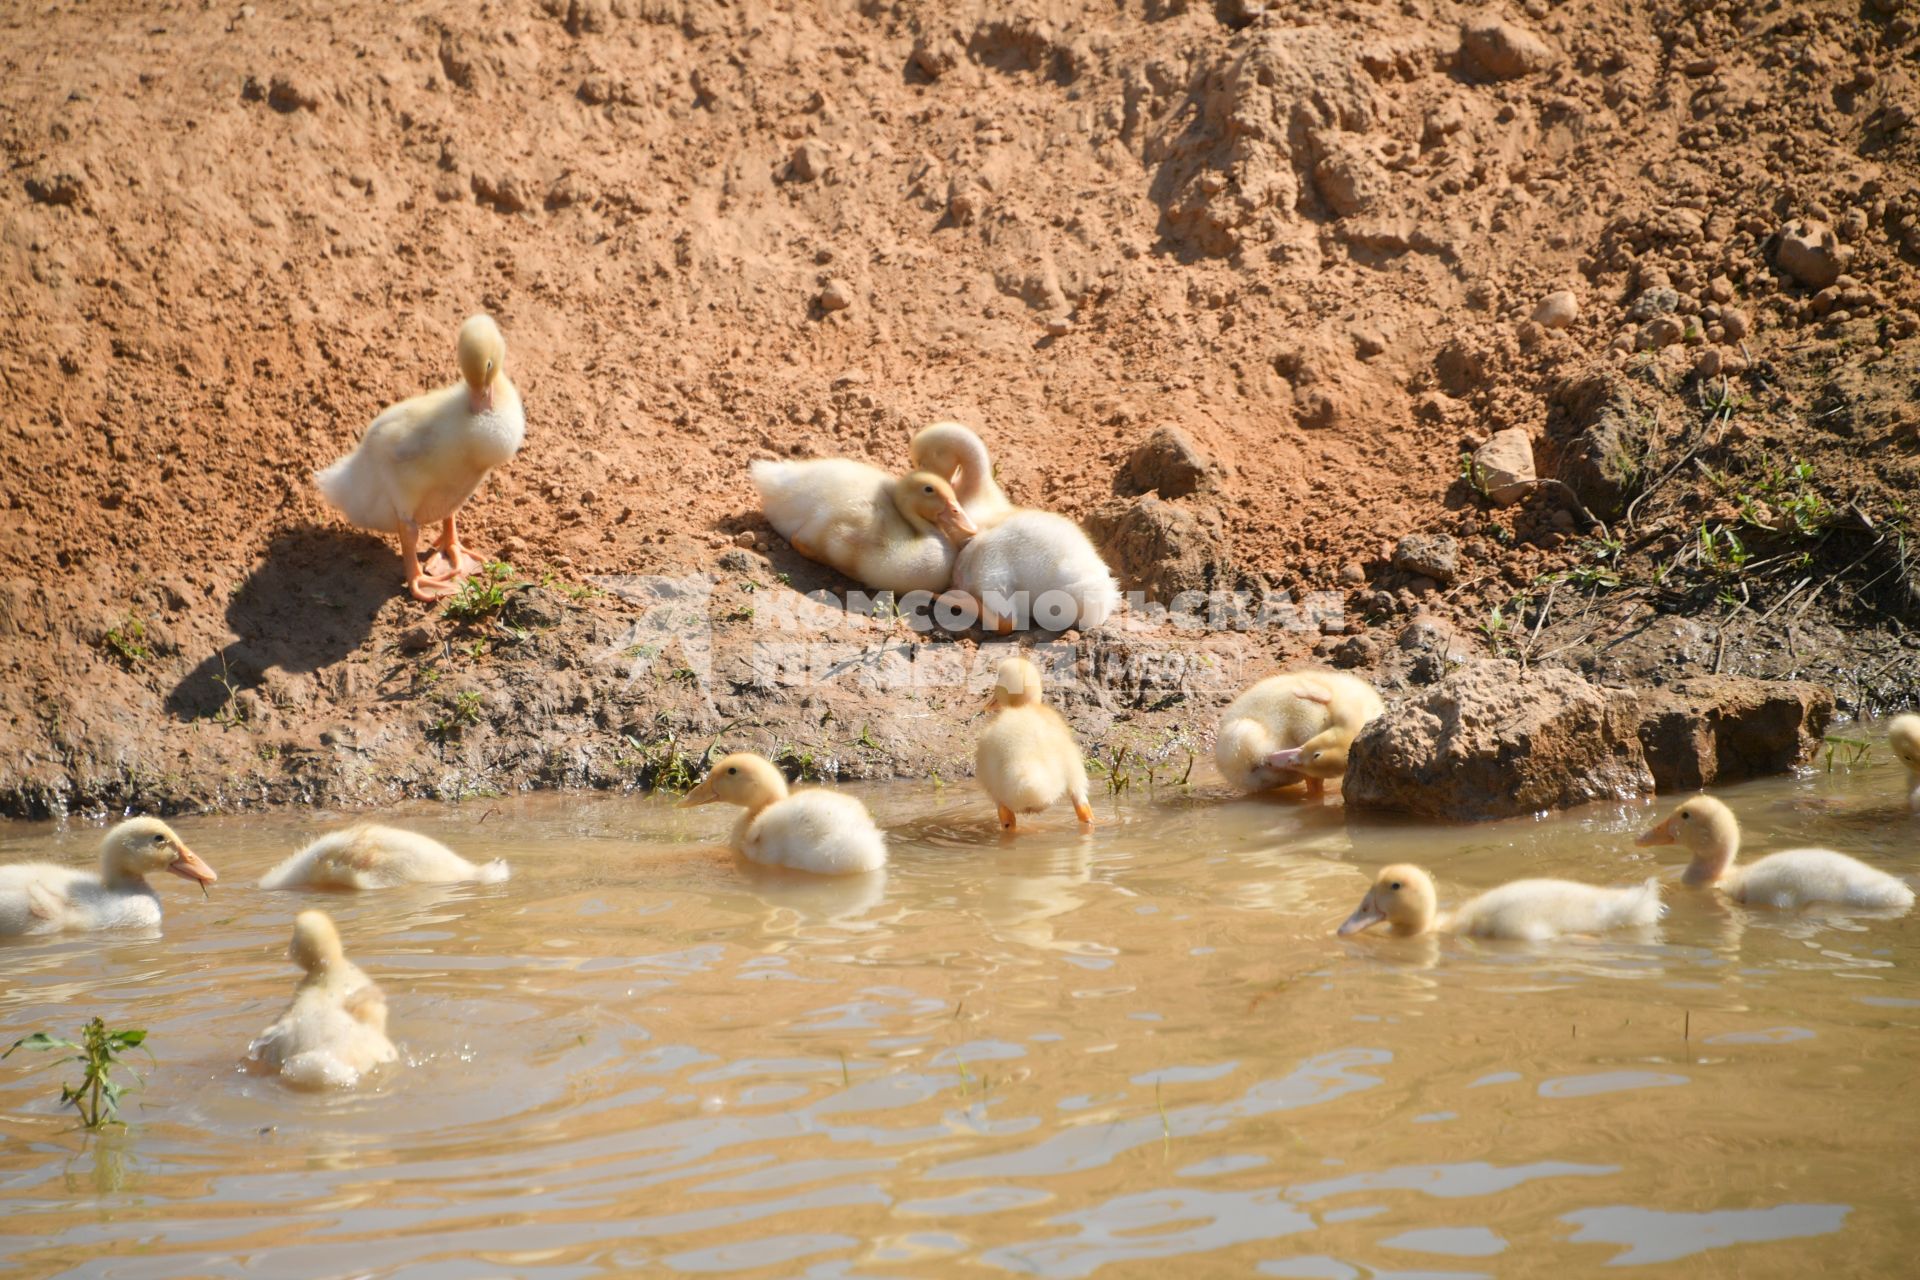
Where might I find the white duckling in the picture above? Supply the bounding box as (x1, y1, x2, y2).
(315, 313, 524, 602)
(1338, 863, 1663, 941)
(1215, 671, 1385, 795)
(1889, 714, 1920, 812)
(259, 825, 509, 891)
(1637, 795, 1913, 911)
(750, 460, 978, 594)
(248, 910, 398, 1089)
(680, 752, 887, 874)
(0, 818, 217, 936)
(976, 656, 1093, 831)
(941, 509, 1120, 633)
(909, 421, 1013, 528)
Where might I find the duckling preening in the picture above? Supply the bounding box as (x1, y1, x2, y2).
(315, 314, 524, 602)
(751, 460, 977, 594)
(248, 910, 399, 1089)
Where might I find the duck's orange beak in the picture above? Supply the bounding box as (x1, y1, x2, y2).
(1267, 747, 1305, 770)
(469, 381, 495, 413)
(1636, 817, 1677, 847)
(936, 503, 978, 543)
(679, 778, 720, 808)
(168, 843, 218, 885)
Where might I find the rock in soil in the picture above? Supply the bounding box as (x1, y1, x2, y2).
(1471, 428, 1536, 507)
(1391, 533, 1459, 584)
(1775, 219, 1848, 290)
(1121, 427, 1220, 500)
(1084, 495, 1235, 603)
(1624, 676, 1834, 791)
(1345, 661, 1654, 820)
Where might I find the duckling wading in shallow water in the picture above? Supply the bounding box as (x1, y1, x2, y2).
(680, 752, 888, 875)
(315, 314, 524, 602)
(1638, 795, 1913, 911)
(1338, 864, 1664, 942)
(750, 460, 977, 594)
(0, 818, 217, 936)
(1889, 714, 1920, 813)
(249, 910, 399, 1089)
(975, 656, 1094, 831)
(259, 825, 509, 891)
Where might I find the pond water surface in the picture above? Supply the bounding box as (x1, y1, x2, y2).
(2, 746, 1916, 1278)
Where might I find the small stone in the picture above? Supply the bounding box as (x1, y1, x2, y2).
(1122, 426, 1218, 499)
(1471, 427, 1537, 506)
(1775, 218, 1847, 289)
(1721, 307, 1751, 341)
(1531, 290, 1579, 329)
(734, 530, 759, 548)
(1626, 287, 1680, 324)
(1693, 348, 1722, 380)
(818, 278, 854, 312)
(1045, 315, 1073, 337)
(790, 141, 828, 183)
(911, 35, 962, 80)
(1707, 275, 1734, 304)
(1392, 533, 1460, 584)
(1460, 16, 1556, 80)
(399, 625, 435, 654)
(1351, 325, 1387, 359)
(1640, 315, 1686, 349)
(1338, 561, 1367, 585)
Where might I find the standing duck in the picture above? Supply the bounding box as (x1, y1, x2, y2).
(1889, 714, 1920, 812)
(315, 314, 524, 602)
(751, 460, 977, 594)
(909, 422, 1013, 528)
(249, 910, 399, 1089)
(1638, 795, 1913, 911)
(259, 825, 509, 890)
(679, 752, 887, 874)
(0, 818, 217, 936)
(1338, 864, 1664, 941)
(1215, 671, 1384, 795)
(975, 656, 1093, 831)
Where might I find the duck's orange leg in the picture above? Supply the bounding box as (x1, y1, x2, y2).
(403, 522, 458, 602)
(426, 513, 486, 579)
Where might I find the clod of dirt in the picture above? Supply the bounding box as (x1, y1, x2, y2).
(1120, 427, 1220, 500)
(1626, 677, 1834, 792)
(1084, 496, 1234, 603)
(1531, 291, 1578, 330)
(818, 279, 854, 313)
(1471, 428, 1536, 507)
(1775, 219, 1848, 290)
(1391, 534, 1459, 584)
(1458, 16, 1556, 81)
(1548, 367, 1652, 519)
(1346, 661, 1654, 821)
(790, 141, 829, 183)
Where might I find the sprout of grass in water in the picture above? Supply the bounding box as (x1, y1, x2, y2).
(4, 1018, 151, 1129)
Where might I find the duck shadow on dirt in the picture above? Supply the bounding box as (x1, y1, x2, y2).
(165, 525, 396, 720)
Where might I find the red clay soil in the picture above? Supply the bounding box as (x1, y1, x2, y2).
(2, 0, 1916, 816)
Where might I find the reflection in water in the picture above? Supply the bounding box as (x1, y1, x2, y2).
(1, 749, 1916, 1275)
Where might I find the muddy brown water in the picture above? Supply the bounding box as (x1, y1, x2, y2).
(2, 746, 1916, 1278)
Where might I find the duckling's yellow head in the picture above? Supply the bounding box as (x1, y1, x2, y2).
(909, 421, 989, 483)
(101, 817, 217, 887)
(456, 314, 506, 412)
(1266, 725, 1355, 780)
(1889, 714, 1920, 773)
(896, 471, 978, 544)
(1338, 864, 1437, 937)
(289, 910, 346, 973)
(680, 752, 791, 812)
(987, 655, 1045, 711)
(1637, 794, 1740, 884)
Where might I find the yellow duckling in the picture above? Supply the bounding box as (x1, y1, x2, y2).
(258, 825, 509, 891)
(1638, 795, 1913, 911)
(249, 910, 399, 1089)
(1214, 671, 1384, 795)
(1889, 714, 1920, 812)
(0, 818, 217, 936)
(750, 460, 978, 593)
(680, 752, 887, 874)
(909, 421, 1013, 528)
(943, 510, 1120, 633)
(315, 314, 524, 602)
(1338, 864, 1664, 941)
(975, 656, 1094, 830)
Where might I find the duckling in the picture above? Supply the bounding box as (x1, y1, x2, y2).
(750, 460, 978, 594)
(1889, 714, 1920, 813)
(1338, 864, 1664, 941)
(909, 421, 1013, 528)
(315, 314, 524, 602)
(976, 656, 1093, 830)
(249, 910, 398, 1089)
(1215, 671, 1384, 795)
(0, 818, 217, 936)
(259, 825, 509, 891)
(680, 752, 887, 874)
(942, 510, 1119, 633)
(1638, 795, 1913, 911)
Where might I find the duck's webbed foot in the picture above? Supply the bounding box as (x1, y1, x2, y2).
(402, 521, 460, 602)
(425, 515, 486, 578)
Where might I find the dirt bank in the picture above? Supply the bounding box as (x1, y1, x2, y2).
(2, 0, 1915, 818)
